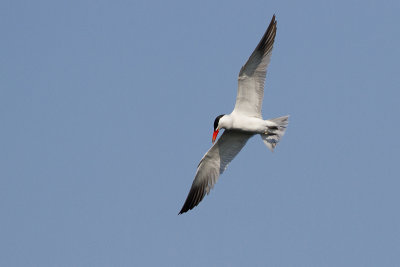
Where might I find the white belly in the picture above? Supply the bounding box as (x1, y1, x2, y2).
(230, 113, 268, 133)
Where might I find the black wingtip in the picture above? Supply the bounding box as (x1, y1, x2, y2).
(178, 204, 191, 215)
(178, 196, 192, 215)
(271, 14, 277, 25)
(270, 14, 276, 25)
(178, 178, 208, 215)
(178, 207, 186, 215)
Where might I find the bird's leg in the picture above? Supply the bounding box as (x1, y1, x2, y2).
(264, 126, 278, 136)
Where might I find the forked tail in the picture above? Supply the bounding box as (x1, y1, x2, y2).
(261, 115, 289, 152)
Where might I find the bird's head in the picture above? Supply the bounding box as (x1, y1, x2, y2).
(212, 114, 225, 144)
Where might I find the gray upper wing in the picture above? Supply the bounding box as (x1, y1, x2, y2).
(233, 15, 277, 118)
(179, 130, 253, 214)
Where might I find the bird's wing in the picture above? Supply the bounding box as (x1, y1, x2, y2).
(179, 130, 253, 214)
(233, 15, 277, 118)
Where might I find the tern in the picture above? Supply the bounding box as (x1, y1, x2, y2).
(179, 15, 289, 214)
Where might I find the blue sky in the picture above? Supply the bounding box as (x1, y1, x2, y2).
(1, 0, 399, 266)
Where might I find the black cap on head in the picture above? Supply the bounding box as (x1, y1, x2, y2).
(213, 115, 225, 131)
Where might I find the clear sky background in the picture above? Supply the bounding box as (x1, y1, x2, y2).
(1, 0, 399, 266)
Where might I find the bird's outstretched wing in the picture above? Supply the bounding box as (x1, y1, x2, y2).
(179, 130, 253, 214)
(233, 15, 277, 118)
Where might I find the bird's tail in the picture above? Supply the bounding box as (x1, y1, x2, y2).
(260, 115, 289, 152)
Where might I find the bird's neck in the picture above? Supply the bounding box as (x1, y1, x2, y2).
(219, 115, 233, 129)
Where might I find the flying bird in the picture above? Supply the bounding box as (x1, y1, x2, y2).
(179, 15, 288, 214)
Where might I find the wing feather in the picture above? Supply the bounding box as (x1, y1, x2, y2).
(179, 131, 253, 214)
(233, 15, 277, 117)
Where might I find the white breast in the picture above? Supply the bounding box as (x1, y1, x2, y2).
(223, 113, 267, 133)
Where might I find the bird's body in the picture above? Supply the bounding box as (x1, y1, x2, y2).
(179, 15, 289, 214)
(219, 112, 276, 134)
